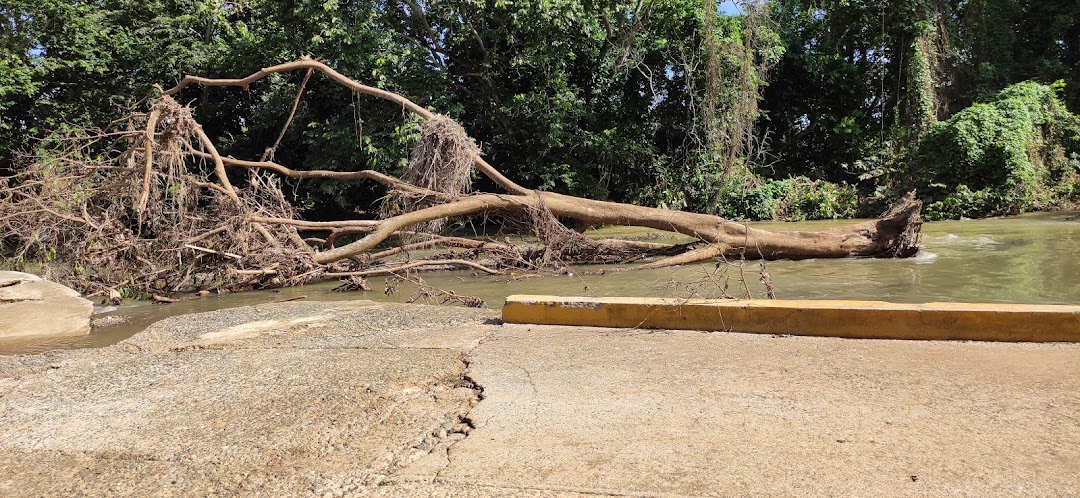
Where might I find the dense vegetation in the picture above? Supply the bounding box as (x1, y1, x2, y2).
(910, 81, 1080, 219)
(3, 0, 1079, 221)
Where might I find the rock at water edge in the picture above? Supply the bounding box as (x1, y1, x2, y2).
(0, 271, 93, 340)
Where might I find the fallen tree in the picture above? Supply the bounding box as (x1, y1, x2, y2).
(0, 58, 922, 302)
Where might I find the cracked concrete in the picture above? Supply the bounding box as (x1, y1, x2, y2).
(3, 302, 1080, 497)
(0, 301, 498, 497)
(389, 324, 1080, 497)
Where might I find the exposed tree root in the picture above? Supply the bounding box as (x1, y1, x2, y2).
(0, 58, 923, 302)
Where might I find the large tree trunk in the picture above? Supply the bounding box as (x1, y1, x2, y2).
(313, 190, 921, 265)
(163, 59, 922, 271)
(0, 58, 922, 300)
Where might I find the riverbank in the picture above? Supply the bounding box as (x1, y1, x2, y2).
(6, 211, 1080, 357)
(2, 300, 1078, 496)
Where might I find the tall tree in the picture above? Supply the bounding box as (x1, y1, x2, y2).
(0, 0, 231, 170)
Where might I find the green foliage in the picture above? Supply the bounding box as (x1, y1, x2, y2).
(0, 0, 233, 170)
(923, 184, 1001, 220)
(763, 0, 906, 182)
(763, 0, 1080, 195)
(3, 0, 1079, 222)
(715, 176, 857, 221)
(909, 81, 1080, 219)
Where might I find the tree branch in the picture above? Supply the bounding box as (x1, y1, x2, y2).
(262, 67, 313, 162)
(188, 149, 445, 199)
(324, 259, 501, 277)
(136, 108, 161, 216)
(165, 58, 530, 195)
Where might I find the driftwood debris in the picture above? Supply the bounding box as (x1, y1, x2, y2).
(0, 58, 922, 301)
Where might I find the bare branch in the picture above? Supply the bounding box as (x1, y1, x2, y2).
(164, 58, 530, 195)
(325, 259, 501, 277)
(188, 150, 445, 199)
(367, 235, 513, 261)
(632, 243, 726, 270)
(136, 108, 161, 216)
(262, 67, 314, 162)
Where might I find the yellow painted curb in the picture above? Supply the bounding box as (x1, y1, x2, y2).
(502, 295, 1080, 342)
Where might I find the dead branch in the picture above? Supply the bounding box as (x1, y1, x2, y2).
(183, 244, 242, 260)
(367, 235, 513, 261)
(164, 58, 529, 195)
(383, 272, 485, 308)
(325, 259, 501, 277)
(136, 108, 161, 216)
(192, 120, 242, 207)
(188, 150, 441, 198)
(262, 67, 313, 162)
(314, 194, 529, 263)
(0, 58, 922, 303)
(634, 244, 727, 270)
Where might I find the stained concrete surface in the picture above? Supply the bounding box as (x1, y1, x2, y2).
(392, 324, 1080, 497)
(502, 294, 1080, 342)
(0, 301, 498, 497)
(2, 301, 1079, 497)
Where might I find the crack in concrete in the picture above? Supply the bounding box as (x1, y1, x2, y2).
(433, 355, 483, 483)
(487, 356, 543, 429)
(374, 325, 500, 486)
(502, 357, 539, 396)
(391, 325, 504, 485)
(408, 477, 689, 497)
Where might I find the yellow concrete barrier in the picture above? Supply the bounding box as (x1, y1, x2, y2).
(502, 295, 1080, 342)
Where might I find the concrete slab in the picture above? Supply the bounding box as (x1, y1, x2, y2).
(396, 324, 1080, 496)
(4, 300, 1080, 497)
(0, 301, 499, 497)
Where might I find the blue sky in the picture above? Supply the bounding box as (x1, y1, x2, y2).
(719, 1, 743, 15)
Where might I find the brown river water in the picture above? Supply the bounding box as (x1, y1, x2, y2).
(4, 211, 1079, 355)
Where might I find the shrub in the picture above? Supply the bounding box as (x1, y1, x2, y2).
(715, 176, 857, 221)
(924, 185, 1001, 220)
(907, 81, 1080, 219)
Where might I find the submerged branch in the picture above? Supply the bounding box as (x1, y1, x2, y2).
(324, 259, 502, 277)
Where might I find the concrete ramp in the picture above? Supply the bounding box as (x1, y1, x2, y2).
(393, 323, 1080, 496)
(503, 295, 1080, 342)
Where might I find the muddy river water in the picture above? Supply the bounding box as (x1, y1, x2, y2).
(4, 211, 1079, 354)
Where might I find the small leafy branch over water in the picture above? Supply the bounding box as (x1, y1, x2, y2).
(0, 60, 923, 301)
